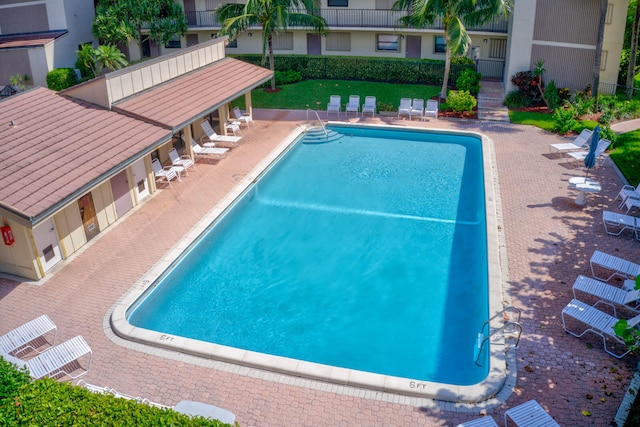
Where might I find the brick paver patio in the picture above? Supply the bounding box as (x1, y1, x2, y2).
(1, 111, 638, 426)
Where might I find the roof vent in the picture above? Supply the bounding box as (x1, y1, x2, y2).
(9, 120, 16, 127)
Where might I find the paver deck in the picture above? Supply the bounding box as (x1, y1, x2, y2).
(1, 110, 638, 426)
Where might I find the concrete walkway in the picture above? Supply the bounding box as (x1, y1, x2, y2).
(0, 111, 638, 426)
(478, 80, 509, 122)
(611, 117, 640, 133)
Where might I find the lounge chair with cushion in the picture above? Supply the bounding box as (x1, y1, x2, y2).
(0, 315, 56, 357)
(562, 298, 640, 358)
(200, 120, 242, 146)
(602, 211, 640, 240)
(549, 128, 593, 155)
(361, 96, 376, 117)
(398, 98, 412, 119)
(410, 99, 424, 120)
(590, 250, 640, 282)
(572, 274, 640, 315)
(182, 136, 229, 160)
(345, 95, 360, 116)
(504, 400, 560, 426)
(232, 107, 252, 127)
(327, 95, 341, 117)
(168, 148, 196, 176)
(424, 99, 439, 120)
(1, 335, 92, 379)
(566, 138, 611, 163)
(152, 158, 180, 188)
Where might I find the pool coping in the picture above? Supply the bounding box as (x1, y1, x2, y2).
(110, 122, 509, 403)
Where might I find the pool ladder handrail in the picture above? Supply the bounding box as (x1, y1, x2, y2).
(474, 306, 523, 366)
(306, 108, 328, 138)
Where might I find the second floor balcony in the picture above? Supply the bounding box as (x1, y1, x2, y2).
(185, 9, 509, 33)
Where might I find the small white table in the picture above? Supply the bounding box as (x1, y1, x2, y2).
(174, 400, 236, 424)
(569, 177, 601, 206)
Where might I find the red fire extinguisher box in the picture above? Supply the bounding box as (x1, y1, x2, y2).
(1, 225, 15, 246)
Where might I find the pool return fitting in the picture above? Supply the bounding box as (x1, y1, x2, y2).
(474, 306, 523, 366)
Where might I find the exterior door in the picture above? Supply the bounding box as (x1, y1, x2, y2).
(78, 193, 100, 241)
(32, 218, 62, 272)
(307, 34, 321, 55)
(405, 36, 422, 59)
(111, 170, 134, 218)
(131, 158, 150, 201)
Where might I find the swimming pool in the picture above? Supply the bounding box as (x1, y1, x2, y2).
(112, 123, 505, 401)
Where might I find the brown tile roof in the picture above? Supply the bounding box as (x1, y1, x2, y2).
(112, 58, 273, 130)
(0, 31, 68, 49)
(0, 87, 171, 222)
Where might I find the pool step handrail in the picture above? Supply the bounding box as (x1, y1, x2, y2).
(306, 108, 328, 138)
(474, 306, 523, 366)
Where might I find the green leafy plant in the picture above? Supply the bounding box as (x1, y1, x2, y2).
(511, 70, 540, 101)
(274, 70, 302, 85)
(377, 101, 395, 112)
(46, 68, 78, 91)
(0, 357, 30, 401)
(9, 74, 29, 91)
(455, 68, 482, 96)
(447, 90, 477, 113)
(504, 90, 531, 109)
(552, 104, 578, 134)
(544, 80, 561, 110)
(614, 278, 640, 350)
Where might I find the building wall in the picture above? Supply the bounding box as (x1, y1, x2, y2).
(0, 216, 41, 280)
(0, 49, 32, 85)
(0, 2, 48, 33)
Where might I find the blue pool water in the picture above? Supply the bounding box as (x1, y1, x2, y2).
(129, 125, 489, 385)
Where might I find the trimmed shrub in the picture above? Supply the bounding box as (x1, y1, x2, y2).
(552, 104, 578, 134)
(448, 90, 477, 113)
(0, 357, 30, 401)
(273, 70, 302, 85)
(46, 68, 78, 91)
(504, 90, 531, 109)
(455, 68, 482, 96)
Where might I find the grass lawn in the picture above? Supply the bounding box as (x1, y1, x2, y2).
(610, 129, 640, 186)
(508, 110, 598, 133)
(234, 79, 441, 111)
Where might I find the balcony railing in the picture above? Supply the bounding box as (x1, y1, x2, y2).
(185, 9, 509, 33)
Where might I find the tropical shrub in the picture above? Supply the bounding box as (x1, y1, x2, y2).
(456, 68, 482, 96)
(552, 104, 578, 134)
(544, 80, 561, 110)
(46, 68, 78, 91)
(511, 71, 540, 100)
(503, 90, 531, 109)
(377, 101, 394, 112)
(273, 70, 302, 85)
(447, 90, 477, 113)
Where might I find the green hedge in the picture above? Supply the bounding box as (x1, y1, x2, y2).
(46, 68, 78, 91)
(232, 54, 474, 86)
(0, 358, 233, 426)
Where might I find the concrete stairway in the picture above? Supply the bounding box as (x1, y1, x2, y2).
(478, 81, 510, 122)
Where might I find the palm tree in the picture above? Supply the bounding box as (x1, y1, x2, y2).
(393, 0, 512, 101)
(216, 0, 326, 91)
(95, 45, 128, 75)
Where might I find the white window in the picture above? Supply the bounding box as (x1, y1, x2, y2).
(326, 33, 351, 51)
(273, 32, 293, 50)
(376, 34, 399, 52)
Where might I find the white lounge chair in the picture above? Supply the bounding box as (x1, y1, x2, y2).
(327, 95, 341, 117)
(151, 158, 180, 188)
(1, 335, 92, 379)
(361, 96, 376, 117)
(566, 138, 611, 163)
(424, 99, 439, 120)
(621, 195, 640, 215)
(182, 135, 228, 160)
(200, 120, 242, 146)
(168, 148, 196, 176)
(602, 211, 640, 240)
(345, 95, 360, 116)
(398, 98, 412, 119)
(456, 416, 498, 426)
(504, 400, 560, 426)
(590, 250, 640, 282)
(549, 128, 593, 155)
(572, 274, 640, 315)
(232, 107, 252, 127)
(410, 98, 424, 120)
(225, 121, 241, 136)
(616, 182, 640, 208)
(562, 298, 640, 358)
(0, 315, 56, 357)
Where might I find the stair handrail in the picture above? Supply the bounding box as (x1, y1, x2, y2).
(306, 108, 328, 138)
(474, 306, 523, 366)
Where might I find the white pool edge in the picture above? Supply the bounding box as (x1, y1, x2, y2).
(110, 123, 508, 403)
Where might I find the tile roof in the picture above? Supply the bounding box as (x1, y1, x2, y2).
(0, 31, 67, 49)
(0, 87, 171, 222)
(112, 58, 273, 130)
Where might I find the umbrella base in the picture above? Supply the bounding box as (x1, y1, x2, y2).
(569, 177, 601, 206)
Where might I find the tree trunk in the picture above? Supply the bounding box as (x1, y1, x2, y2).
(627, 1, 640, 99)
(441, 48, 451, 101)
(268, 34, 275, 91)
(593, 0, 608, 102)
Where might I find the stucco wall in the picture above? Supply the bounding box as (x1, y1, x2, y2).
(0, 217, 40, 281)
